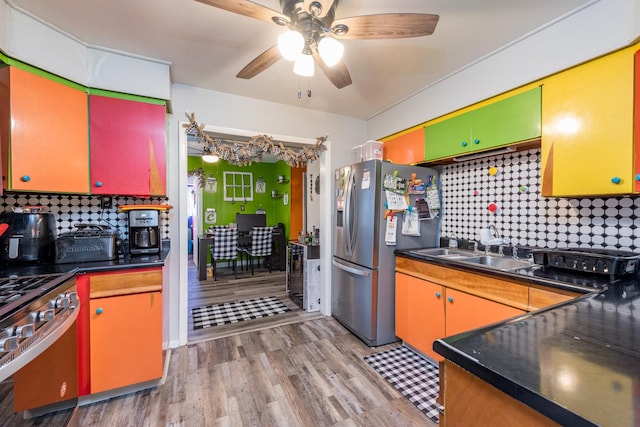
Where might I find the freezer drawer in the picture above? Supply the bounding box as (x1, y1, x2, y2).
(331, 257, 378, 344)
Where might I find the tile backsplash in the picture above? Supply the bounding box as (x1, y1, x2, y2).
(440, 148, 640, 252)
(0, 194, 171, 240)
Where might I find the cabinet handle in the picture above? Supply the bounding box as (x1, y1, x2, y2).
(611, 177, 621, 184)
(461, 141, 468, 147)
(435, 292, 441, 298)
(473, 139, 480, 145)
(21, 175, 30, 182)
(448, 296, 454, 303)
(635, 174, 640, 181)
(95, 181, 103, 187)
(96, 307, 104, 315)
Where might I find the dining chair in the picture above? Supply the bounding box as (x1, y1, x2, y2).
(210, 228, 238, 280)
(239, 226, 273, 275)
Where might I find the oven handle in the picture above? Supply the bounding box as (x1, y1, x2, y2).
(0, 303, 79, 383)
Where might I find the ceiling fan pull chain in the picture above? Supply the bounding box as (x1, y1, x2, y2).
(298, 78, 302, 99)
(308, 80, 312, 98)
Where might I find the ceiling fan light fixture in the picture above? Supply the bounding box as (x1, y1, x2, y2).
(318, 37, 344, 66)
(202, 147, 219, 163)
(293, 52, 314, 77)
(278, 30, 304, 61)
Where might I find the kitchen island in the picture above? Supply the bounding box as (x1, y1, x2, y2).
(395, 248, 639, 427)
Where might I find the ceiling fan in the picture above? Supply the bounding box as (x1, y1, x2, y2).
(196, 0, 439, 89)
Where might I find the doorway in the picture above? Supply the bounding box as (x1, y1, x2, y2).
(185, 129, 323, 343)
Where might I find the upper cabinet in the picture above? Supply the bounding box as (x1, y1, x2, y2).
(0, 64, 89, 193)
(89, 93, 167, 196)
(424, 87, 541, 162)
(541, 46, 636, 197)
(382, 127, 425, 164)
(634, 49, 640, 193)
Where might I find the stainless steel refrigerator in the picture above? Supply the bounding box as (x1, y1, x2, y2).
(332, 159, 440, 346)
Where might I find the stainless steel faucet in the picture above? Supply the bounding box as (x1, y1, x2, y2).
(489, 224, 501, 241)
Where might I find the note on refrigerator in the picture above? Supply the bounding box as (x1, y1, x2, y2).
(385, 191, 408, 210)
(385, 215, 397, 245)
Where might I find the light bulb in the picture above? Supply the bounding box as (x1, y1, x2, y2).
(318, 37, 344, 67)
(293, 53, 314, 77)
(202, 149, 219, 163)
(278, 31, 304, 61)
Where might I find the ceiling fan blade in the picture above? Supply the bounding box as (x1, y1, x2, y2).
(303, 0, 335, 18)
(312, 46, 352, 89)
(195, 0, 288, 25)
(236, 45, 282, 79)
(332, 14, 439, 40)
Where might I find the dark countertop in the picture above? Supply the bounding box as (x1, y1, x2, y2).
(0, 240, 171, 278)
(395, 248, 640, 427)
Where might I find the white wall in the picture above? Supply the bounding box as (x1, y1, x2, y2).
(367, 0, 640, 139)
(166, 83, 366, 346)
(0, 0, 171, 100)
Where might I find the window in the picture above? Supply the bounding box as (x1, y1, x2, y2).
(223, 172, 253, 202)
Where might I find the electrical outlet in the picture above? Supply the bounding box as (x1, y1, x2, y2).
(100, 196, 113, 209)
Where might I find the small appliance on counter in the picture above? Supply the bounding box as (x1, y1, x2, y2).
(129, 209, 161, 255)
(0, 211, 57, 263)
(55, 223, 123, 264)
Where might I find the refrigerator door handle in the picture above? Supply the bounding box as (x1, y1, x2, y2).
(349, 170, 358, 255)
(332, 258, 371, 277)
(343, 169, 353, 256)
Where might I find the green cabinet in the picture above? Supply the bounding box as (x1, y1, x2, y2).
(424, 86, 541, 161)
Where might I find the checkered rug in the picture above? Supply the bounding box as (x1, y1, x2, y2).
(364, 346, 442, 424)
(191, 296, 291, 329)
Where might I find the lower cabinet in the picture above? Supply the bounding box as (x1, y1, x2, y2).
(396, 271, 525, 361)
(445, 288, 525, 337)
(395, 273, 444, 358)
(77, 268, 163, 396)
(439, 360, 560, 427)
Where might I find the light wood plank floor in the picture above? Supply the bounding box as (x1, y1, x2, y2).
(0, 259, 438, 426)
(188, 259, 323, 343)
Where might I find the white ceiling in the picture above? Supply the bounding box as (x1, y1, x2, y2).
(13, 0, 592, 120)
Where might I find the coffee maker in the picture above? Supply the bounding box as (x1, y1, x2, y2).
(128, 210, 161, 255)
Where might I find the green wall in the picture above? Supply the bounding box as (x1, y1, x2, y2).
(188, 156, 292, 237)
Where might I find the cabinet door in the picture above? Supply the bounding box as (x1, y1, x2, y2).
(424, 113, 473, 160)
(383, 127, 425, 164)
(395, 273, 445, 360)
(89, 291, 162, 393)
(541, 47, 634, 196)
(0, 66, 89, 193)
(634, 49, 640, 193)
(472, 86, 541, 151)
(89, 95, 166, 196)
(445, 288, 525, 337)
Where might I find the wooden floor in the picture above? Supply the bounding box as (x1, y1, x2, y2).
(0, 259, 437, 426)
(188, 259, 323, 343)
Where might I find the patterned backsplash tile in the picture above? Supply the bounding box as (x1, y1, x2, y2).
(440, 148, 640, 252)
(0, 194, 171, 240)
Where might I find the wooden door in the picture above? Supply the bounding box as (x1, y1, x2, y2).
(541, 46, 634, 196)
(89, 94, 166, 196)
(89, 291, 162, 393)
(445, 288, 525, 337)
(395, 273, 445, 360)
(2, 66, 88, 193)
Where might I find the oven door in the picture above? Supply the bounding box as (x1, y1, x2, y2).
(12, 319, 79, 422)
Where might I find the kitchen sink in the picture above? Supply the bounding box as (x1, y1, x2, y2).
(409, 247, 539, 272)
(457, 256, 536, 271)
(411, 248, 475, 258)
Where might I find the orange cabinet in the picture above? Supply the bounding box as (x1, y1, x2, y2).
(395, 273, 444, 359)
(0, 64, 89, 193)
(89, 291, 162, 393)
(382, 127, 425, 164)
(77, 268, 163, 396)
(89, 94, 167, 196)
(445, 288, 525, 337)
